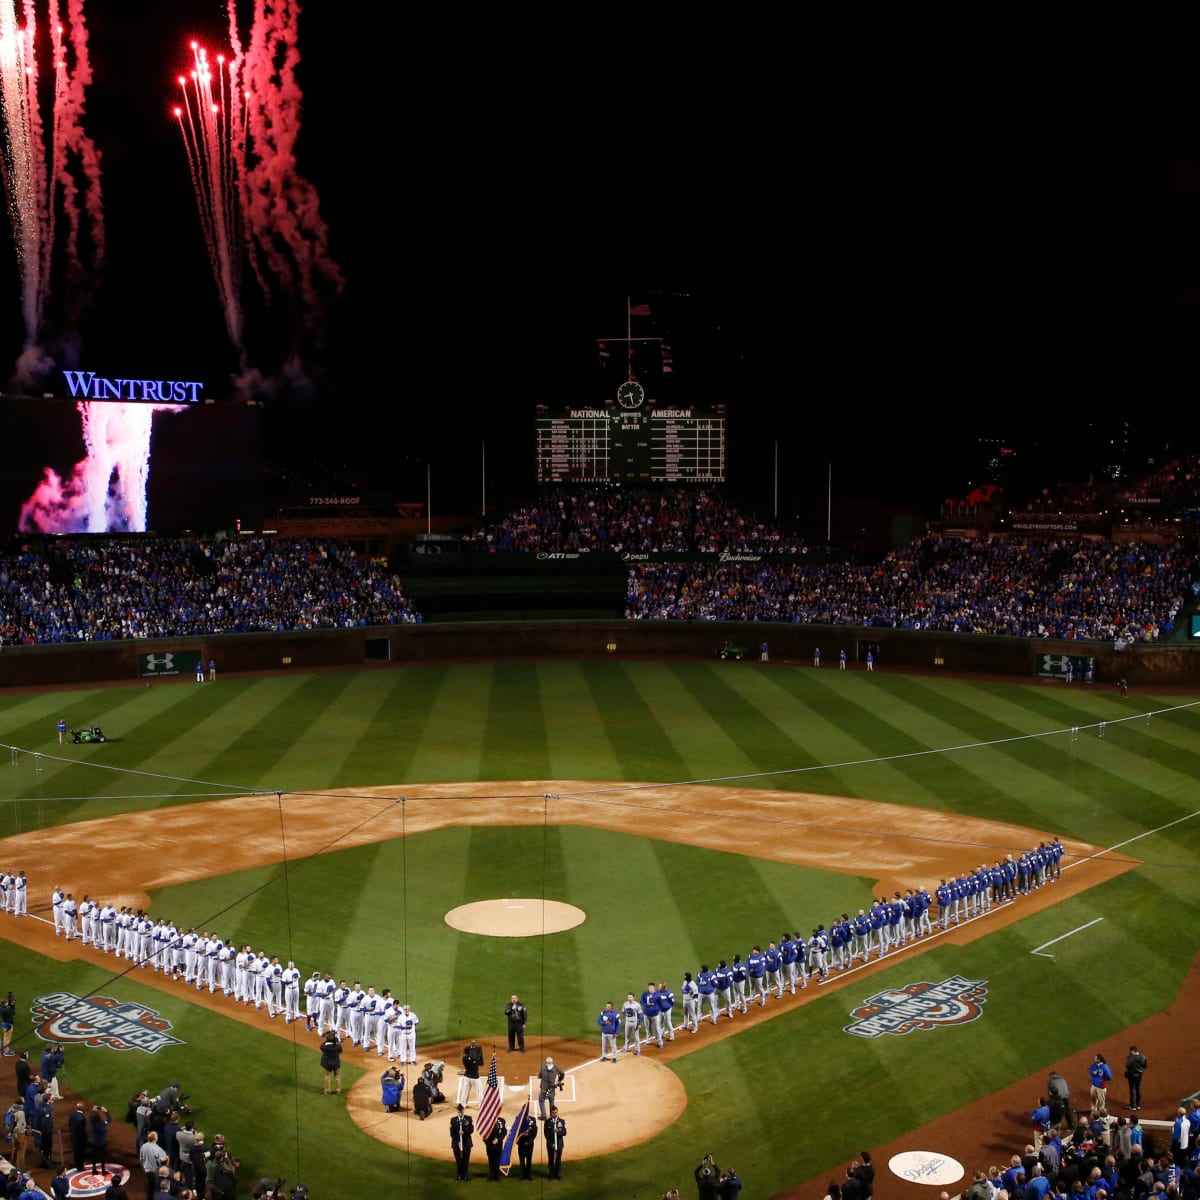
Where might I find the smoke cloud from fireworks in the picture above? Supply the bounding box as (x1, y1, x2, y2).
(0, 0, 103, 390)
(19, 400, 186, 533)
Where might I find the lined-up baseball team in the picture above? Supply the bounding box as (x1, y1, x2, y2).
(38, 883, 423, 1064)
(600, 839, 1068, 1052)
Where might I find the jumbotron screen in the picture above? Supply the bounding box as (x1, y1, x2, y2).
(0, 395, 261, 534)
(535, 406, 727, 483)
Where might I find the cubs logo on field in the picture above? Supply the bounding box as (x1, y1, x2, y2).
(64, 1164, 130, 1198)
(31, 991, 183, 1052)
(843, 975, 988, 1039)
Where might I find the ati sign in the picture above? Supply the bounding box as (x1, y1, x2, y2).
(1036, 653, 1096, 681)
(139, 650, 202, 679)
(843, 975, 988, 1038)
(31, 991, 183, 1052)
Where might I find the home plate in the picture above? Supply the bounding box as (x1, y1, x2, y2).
(889, 1151, 965, 1186)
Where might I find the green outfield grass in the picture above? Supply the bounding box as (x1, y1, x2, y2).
(1, 662, 1198, 1199)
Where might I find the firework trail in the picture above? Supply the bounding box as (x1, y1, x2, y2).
(0, 0, 104, 389)
(18, 400, 186, 533)
(175, 0, 344, 392)
(174, 41, 244, 362)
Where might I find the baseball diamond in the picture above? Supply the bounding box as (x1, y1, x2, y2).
(0, 661, 1197, 1199)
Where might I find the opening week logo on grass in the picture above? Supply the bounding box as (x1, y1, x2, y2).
(844, 976, 989, 1038)
(31, 992, 183, 1052)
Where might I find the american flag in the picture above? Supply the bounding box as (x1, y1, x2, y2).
(476, 1053, 502, 1140)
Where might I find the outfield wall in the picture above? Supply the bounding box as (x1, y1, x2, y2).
(0, 622, 1197, 689)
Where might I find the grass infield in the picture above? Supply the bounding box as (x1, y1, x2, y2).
(0, 660, 1198, 1198)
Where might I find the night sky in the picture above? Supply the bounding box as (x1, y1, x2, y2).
(1, 6, 1199, 519)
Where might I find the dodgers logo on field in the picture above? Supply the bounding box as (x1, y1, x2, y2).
(30, 991, 183, 1053)
(843, 975, 988, 1039)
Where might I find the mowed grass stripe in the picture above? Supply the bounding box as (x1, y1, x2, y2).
(323, 667, 447, 790)
(571, 661, 690, 782)
(850, 676, 1107, 825)
(154, 676, 369, 796)
(858, 676, 1168, 834)
(1, 681, 234, 819)
(538, 662, 622, 780)
(670, 663, 831, 779)
(737, 671, 897, 795)
(907, 679, 1200, 833)
(615, 662, 763, 782)
(479, 662, 551, 780)
(408, 663, 496, 781)
(787, 672, 1012, 811)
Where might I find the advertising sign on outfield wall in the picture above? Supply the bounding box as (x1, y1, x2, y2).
(139, 650, 202, 679)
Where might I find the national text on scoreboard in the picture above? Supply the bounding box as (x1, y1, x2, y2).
(534, 406, 727, 484)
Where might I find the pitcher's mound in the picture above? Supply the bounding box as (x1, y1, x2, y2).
(446, 898, 586, 937)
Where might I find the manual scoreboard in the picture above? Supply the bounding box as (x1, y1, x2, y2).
(534, 407, 726, 483)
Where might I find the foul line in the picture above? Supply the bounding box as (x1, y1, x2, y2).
(1031, 916, 1104, 959)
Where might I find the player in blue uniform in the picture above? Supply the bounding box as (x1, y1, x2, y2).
(746, 946, 768, 1005)
(696, 965, 719, 1025)
(597, 1001, 620, 1061)
(657, 981, 676, 1042)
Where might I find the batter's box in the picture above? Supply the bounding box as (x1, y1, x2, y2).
(528, 1073, 577, 1107)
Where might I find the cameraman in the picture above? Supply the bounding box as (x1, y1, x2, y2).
(206, 1145, 239, 1200)
(421, 1061, 446, 1104)
(319, 1030, 342, 1096)
(695, 1154, 721, 1200)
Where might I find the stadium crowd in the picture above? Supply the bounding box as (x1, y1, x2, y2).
(920, 1087, 1200, 1200)
(460, 487, 810, 554)
(624, 533, 1192, 640)
(0, 536, 421, 645)
(0, 494, 1194, 647)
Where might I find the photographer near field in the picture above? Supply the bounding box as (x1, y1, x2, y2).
(205, 1135, 240, 1200)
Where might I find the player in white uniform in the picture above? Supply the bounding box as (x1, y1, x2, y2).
(98, 903, 116, 953)
(331, 980, 350, 1035)
(303, 972, 321, 1032)
(62, 893, 78, 940)
(359, 987, 379, 1051)
(267, 957, 284, 1017)
(204, 935, 222, 992)
(13, 871, 28, 917)
(244, 951, 261, 1006)
(78, 896, 94, 945)
(219, 940, 235, 996)
(234, 946, 251, 1002)
(139, 912, 155, 966)
(256, 952, 275, 1010)
(152, 919, 171, 971)
(385, 1000, 403, 1062)
(182, 928, 199, 983)
(115, 907, 132, 958)
(281, 961, 302, 1023)
(318, 975, 337, 1035)
(345, 982, 365, 1045)
(51, 887, 65, 936)
(397, 1004, 419, 1065)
